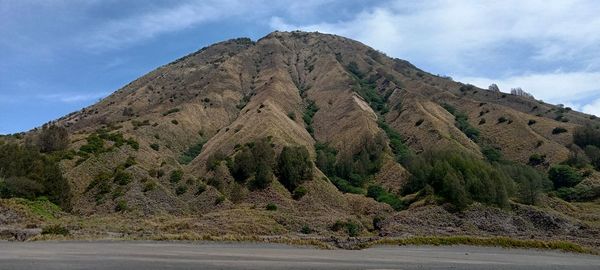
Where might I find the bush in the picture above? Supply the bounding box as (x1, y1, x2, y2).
(113, 170, 132, 186)
(170, 170, 183, 183)
(175, 185, 187, 195)
(301, 225, 312, 234)
(367, 185, 405, 210)
(403, 149, 513, 210)
(585, 145, 600, 170)
(528, 120, 537, 126)
(303, 100, 319, 135)
(315, 143, 337, 176)
(38, 125, 69, 153)
(150, 143, 160, 151)
(292, 186, 308, 200)
(252, 162, 273, 189)
(277, 145, 313, 191)
(196, 183, 207, 195)
(115, 200, 128, 212)
(378, 120, 410, 164)
(0, 143, 72, 210)
(79, 134, 105, 154)
(482, 146, 502, 163)
(500, 163, 550, 205)
(442, 104, 479, 141)
(206, 152, 226, 171)
(528, 154, 546, 166)
(331, 220, 360, 237)
(266, 203, 277, 211)
(41, 224, 69, 236)
(142, 181, 156, 192)
(574, 126, 600, 148)
(179, 139, 206, 165)
(498, 117, 508, 124)
(548, 165, 582, 189)
(552, 127, 568, 135)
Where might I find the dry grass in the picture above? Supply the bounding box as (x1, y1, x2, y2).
(361, 236, 594, 254)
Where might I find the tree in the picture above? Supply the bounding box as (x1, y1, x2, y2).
(0, 143, 71, 210)
(277, 146, 313, 191)
(252, 162, 273, 189)
(231, 147, 255, 182)
(488, 84, 500, 92)
(501, 164, 549, 205)
(510, 87, 535, 99)
(38, 125, 69, 152)
(585, 145, 600, 170)
(573, 125, 600, 148)
(548, 165, 582, 189)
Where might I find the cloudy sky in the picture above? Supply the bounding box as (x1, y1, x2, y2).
(1, 0, 599, 134)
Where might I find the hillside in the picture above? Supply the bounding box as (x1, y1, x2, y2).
(1, 31, 600, 249)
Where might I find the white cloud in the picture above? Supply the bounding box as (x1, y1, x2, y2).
(582, 98, 600, 116)
(82, 0, 256, 50)
(270, 0, 600, 73)
(37, 92, 108, 103)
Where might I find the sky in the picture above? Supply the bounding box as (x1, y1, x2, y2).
(1, 0, 599, 134)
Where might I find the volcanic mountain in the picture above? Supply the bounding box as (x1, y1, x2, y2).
(3, 31, 600, 247)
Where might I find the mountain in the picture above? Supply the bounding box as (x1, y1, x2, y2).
(2, 31, 600, 249)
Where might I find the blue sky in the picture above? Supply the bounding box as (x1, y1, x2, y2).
(1, 0, 599, 134)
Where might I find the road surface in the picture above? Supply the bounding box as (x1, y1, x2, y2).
(0, 241, 598, 269)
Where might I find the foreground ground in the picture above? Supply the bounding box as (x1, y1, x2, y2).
(0, 241, 599, 270)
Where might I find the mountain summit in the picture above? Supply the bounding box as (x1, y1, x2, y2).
(2, 31, 600, 247)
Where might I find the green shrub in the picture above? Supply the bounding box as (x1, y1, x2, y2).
(367, 185, 405, 210)
(277, 145, 313, 191)
(315, 143, 337, 176)
(179, 139, 206, 164)
(482, 146, 502, 163)
(206, 152, 226, 171)
(303, 100, 318, 135)
(79, 134, 105, 154)
(175, 185, 187, 195)
(442, 103, 479, 141)
(170, 170, 183, 183)
(113, 170, 131, 186)
(292, 186, 308, 200)
(301, 225, 312, 234)
(124, 156, 136, 168)
(215, 195, 226, 205)
(331, 220, 360, 237)
(548, 165, 582, 189)
(41, 224, 69, 236)
(528, 120, 537, 126)
(150, 143, 160, 151)
(115, 200, 128, 212)
(498, 116, 508, 124)
(499, 163, 550, 205)
(38, 125, 69, 153)
(196, 183, 207, 195)
(171, 119, 179, 125)
(574, 125, 600, 146)
(266, 203, 277, 211)
(552, 127, 568, 134)
(142, 181, 156, 192)
(528, 154, 546, 166)
(330, 177, 365, 194)
(403, 149, 513, 210)
(0, 143, 72, 210)
(252, 162, 273, 189)
(378, 120, 410, 164)
(585, 145, 600, 170)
